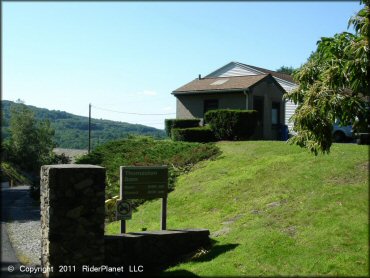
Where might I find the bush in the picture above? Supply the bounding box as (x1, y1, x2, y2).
(172, 126, 216, 142)
(76, 137, 220, 200)
(204, 109, 258, 140)
(165, 119, 201, 137)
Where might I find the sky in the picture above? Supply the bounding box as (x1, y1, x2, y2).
(3, 1, 363, 130)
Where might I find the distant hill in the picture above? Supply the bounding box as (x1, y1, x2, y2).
(1, 100, 166, 149)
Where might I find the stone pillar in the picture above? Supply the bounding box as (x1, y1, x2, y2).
(40, 165, 105, 277)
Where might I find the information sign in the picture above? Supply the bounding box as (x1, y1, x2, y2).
(120, 166, 168, 199)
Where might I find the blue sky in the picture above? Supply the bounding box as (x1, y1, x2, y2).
(3, 1, 362, 129)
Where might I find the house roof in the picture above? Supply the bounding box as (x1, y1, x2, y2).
(173, 74, 271, 94)
(205, 61, 296, 84)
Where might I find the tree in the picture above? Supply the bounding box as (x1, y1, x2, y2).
(276, 66, 296, 75)
(284, 1, 369, 155)
(7, 101, 55, 173)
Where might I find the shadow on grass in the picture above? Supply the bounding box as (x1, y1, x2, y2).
(157, 239, 239, 277)
(192, 242, 239, 263)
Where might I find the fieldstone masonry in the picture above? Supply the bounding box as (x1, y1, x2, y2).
(40, 164, 211, 277)
(40, 165, 106, 277)
(104, 229, 211, 271)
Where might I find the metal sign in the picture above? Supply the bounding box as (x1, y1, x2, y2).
(119, 166, 169, 233)
(116, 200, 132, 220)
(120, 166, 168, 199)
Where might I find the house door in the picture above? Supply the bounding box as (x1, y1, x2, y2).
(253, 96, 264, 139)
(203, 99, 219, 124)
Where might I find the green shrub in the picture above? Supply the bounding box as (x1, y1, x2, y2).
(76, 137, 220, 201)
(165, 119, 201, 137)
(204, 109, 258, 140)
(172, 126, 216, 142)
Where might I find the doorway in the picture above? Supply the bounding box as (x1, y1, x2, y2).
(253, 96, 264, 139)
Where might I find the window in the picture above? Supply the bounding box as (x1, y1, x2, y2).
(204, 99, 219, 114)
(272, 102, 280, 125)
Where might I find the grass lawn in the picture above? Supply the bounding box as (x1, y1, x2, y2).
(106, 141, 369, 276)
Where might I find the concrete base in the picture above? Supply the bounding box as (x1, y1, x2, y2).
(104, 229, 210, 271)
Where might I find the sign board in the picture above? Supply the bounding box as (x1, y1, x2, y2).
(116, 200, 132, 220)
(120, 166, 168, 199)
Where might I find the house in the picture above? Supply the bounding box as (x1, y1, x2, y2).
(172, 62, 298, 140)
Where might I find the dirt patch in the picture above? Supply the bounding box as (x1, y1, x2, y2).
(328, 161, 368, 186)
(282, 226, 297, 237)
(222, 214, 244, 225)
(211, 227, 231, 237)
(250, 209, 263, 215)
(266, 199, 287, 209)
(357, 161, 369, 171)
(266, 201, 281, 208)
(212, 214, 244, 238)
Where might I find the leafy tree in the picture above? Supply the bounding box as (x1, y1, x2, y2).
(276, 66, 296, 75)
(7, 101, 55, 173)
(284, 1, 369, 154)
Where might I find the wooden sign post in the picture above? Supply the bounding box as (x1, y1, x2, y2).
(119, 166, 168, 233)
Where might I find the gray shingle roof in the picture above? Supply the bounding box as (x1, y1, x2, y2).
(173, 74, 269, 94)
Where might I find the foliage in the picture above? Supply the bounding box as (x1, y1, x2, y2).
(0, 162, 33, 185)
(6, 101, 55, 173)
(204, 109, 258, 140)
(284, 2, 369, 154)
(165, 118, 201, 137)
(76, 136, 220, 204)
(2, 100, 166, 149)
(51, 152, 72, 164)
(106, 141, 369, 276)
(105, 196, 120, 222)
(276, 66, 296, 75)
(171, 126, 216, 142)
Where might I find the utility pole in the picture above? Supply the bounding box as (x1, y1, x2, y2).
(88, 103, 91, 154)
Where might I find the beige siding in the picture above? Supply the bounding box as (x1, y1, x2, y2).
(176, 92, 246, 120)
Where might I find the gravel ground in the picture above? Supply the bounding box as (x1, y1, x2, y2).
(4, 185, 41, 266)
(7, 221, 41, 266)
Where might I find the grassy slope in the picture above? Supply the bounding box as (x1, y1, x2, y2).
(0, 162, 33, 185)
(106, 141, 368, 276)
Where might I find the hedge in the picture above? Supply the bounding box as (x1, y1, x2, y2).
(204, 109, 258, 140)
(165, 119, 201, 137)
(171, 126, 216, 142)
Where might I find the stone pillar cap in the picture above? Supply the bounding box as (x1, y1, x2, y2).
(42, 164, 104, 169)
